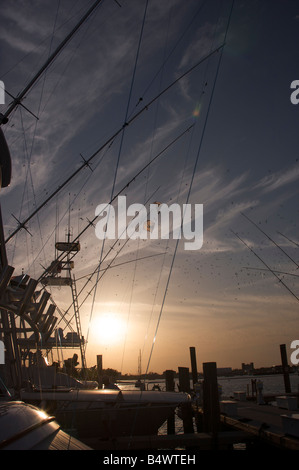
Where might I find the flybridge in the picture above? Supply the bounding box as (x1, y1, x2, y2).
(95, 196, 203, 251)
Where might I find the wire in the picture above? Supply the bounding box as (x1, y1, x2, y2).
(144, 0, 235, 377)
(231, 230, 299, 303)
(85, 0, 149, 354)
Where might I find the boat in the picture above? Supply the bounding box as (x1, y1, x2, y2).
(0, 113, 190, 448)
(0, 223, 190, 446)
(0, 400, 91, 450)
(0, 353, 91, 450)
(20, 388, 188, 444)
(0, 1, 229, 449)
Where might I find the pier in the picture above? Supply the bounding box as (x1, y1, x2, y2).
(86, 346, 299, 451)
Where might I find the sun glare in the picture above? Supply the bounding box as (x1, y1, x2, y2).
(91, 313, 126, 345)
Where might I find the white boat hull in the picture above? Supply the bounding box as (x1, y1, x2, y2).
(21, 389, 190, 441)
(0, 400, 91, 450)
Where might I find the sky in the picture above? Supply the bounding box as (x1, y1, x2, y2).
(0, 0, 298, 375)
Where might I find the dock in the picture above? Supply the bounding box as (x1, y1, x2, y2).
(220, 400, 299, 450)
(84, 399, 299, 451)
(85, 348, 299, 451)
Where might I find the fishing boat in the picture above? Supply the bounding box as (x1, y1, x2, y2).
(0, 195, 190, 446)
(0, 0, 232, 449)
(20, 388, 189, 443)
(0, 400, 91, 450)
(0, 321, 90, 451)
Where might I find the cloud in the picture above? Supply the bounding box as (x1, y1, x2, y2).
(253, 163, 299, 193)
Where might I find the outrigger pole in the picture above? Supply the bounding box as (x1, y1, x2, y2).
(0, 0, 104, 126)
(5, 43, 224, 244)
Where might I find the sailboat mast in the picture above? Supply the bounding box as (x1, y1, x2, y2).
(0, 0, 103, 125)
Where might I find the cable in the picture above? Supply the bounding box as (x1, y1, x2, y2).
(85, 0, 149, 354)
(144, 0, 235, 377)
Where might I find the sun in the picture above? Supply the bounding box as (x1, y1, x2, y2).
(91, 313, 126, 345)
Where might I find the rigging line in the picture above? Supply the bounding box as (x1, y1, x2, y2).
(72, 188, 161, 338)
(0, 0, 104, 125)
(144, 0, 235, 377)
(0, 0, 95, 81)
(5, 42, 223, 244)
(124, 3, 171, 373)
(37, 124, 194, 283)
(86, 0, 149, 352)
(241, 212, 299, 270)
(242, 267, 299, 278)
(26, 141, 112, 274)
(140, 244, 169, 370)
(75, 253, 166, 281)
(17, 13, 58, 270)
(57, 186, 162, 331)
(277, 231, 299, 248)
(119, 196, 163, 373)
(10, 108, 32, 265)
(142, 0, 174, 206)
(119, 239, 141, 374)
(231, 230, 299, 303)
(129, 0, 209, 117)
(140, 95, 196, 378)
(38, 0, 101, 123)
(92, 0, 149, 272)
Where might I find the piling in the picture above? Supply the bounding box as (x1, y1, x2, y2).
(189, 347, 198, 388)
(97, 354, 103, 389)
(164, 369, 175, 392)
(164, 370, 175, 435)
(280, 344, 291, 393)
(178, 367, 193, 435)
(178, 366, 190, 393)
(202, 362, 220, 448)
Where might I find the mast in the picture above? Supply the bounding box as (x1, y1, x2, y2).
(138, 349, 142, 377)
(0, 0, 104, 126)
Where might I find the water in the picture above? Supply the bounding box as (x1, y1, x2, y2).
(118, 374, 299, 438)
(118, 373, 299, 397)
(218, 373, 299, 398)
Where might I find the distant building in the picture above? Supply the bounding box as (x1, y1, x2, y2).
(242, 362, 254, 374)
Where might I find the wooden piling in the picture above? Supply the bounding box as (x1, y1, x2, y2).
(189, 346, 198, 388)
(202, 362, 220, 446)
(164, 370, 175, 435)
(97, 354, 103, 389)
(177, 367, 194, 438)
(178, 366, 190, 393)
(164, 369, 175, 392)
(180, 401, 194, 435)
(280, 344, 291, 393)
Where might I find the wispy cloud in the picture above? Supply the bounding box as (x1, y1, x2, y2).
(253, 163, 299, 193)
